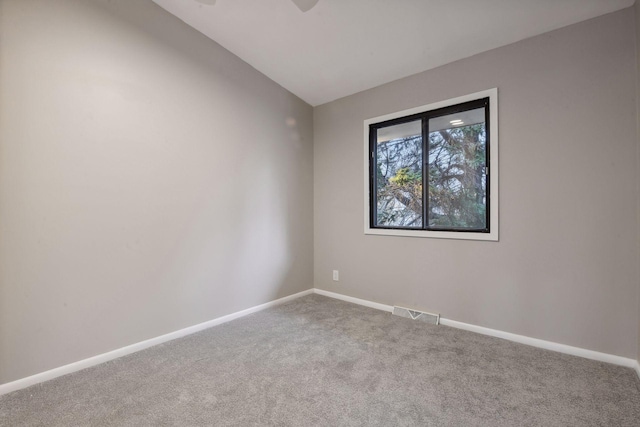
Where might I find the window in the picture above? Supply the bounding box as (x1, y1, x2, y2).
(364, 89, 498, 241)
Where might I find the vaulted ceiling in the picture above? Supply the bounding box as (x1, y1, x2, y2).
(153, 0, 634, 106)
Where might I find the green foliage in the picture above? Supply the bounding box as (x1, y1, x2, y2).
(390, 168, 421, 186)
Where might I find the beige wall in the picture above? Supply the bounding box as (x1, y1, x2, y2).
(0, 0, 313, 384)
(314, 9, 639, 358)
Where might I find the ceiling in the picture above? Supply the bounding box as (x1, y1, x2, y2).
(152, 0, 634, 106)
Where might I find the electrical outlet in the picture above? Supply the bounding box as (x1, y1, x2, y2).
(332, 270, 339, 281)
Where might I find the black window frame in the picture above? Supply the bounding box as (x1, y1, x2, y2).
(368, 97, 491, 233)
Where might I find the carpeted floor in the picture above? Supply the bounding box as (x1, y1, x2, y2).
(1, 294, 639, 426)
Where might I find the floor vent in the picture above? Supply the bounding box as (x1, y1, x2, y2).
(392, 306, 440, 325)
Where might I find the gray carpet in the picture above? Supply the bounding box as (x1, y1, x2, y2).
(1, 294, 639, 426)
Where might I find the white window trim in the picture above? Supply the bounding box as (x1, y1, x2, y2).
(363, 88, 499, 241)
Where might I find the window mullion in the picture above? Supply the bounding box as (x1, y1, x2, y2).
(422, 116, 429, 230)
(369, 125, 377, 228)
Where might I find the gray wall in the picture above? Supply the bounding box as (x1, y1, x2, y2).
(0, 0, 313, 384)
(635, 0, 640, 365)
(314, 9, 639, 358)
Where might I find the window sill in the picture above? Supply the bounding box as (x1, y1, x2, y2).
(364, 227, 498, 241)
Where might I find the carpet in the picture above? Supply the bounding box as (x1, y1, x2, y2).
(1, 294, 639, 426)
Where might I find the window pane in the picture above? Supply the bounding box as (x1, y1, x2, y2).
(428, 107, 487, 229)
(375, 120, 423, 228)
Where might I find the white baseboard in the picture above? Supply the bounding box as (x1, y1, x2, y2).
(0, 289, 313, 397)
(313, 289, 393, 312)
(438, 318, 637, 369)
(2, 288, 638, 397)
(314, 288, 638, 370)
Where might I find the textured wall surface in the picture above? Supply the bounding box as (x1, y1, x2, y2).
(314, 9, 638, 358)
(0, 0, 313, 384)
